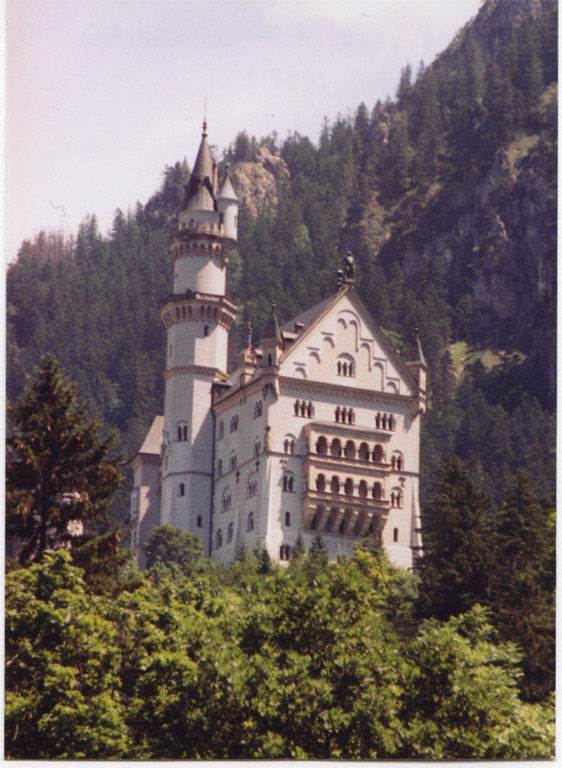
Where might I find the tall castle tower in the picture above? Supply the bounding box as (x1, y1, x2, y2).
(159, 122, 238, 554)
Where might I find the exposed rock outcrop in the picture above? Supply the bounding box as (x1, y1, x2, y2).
(231, 146, 290, 216)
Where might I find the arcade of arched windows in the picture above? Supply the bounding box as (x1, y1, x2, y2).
(314, 436, 387, 464)
(314, 472, 385, 501)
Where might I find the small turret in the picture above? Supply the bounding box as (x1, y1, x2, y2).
(261, 303, 284, 367)
(217, 164, 239, 243)
(405, 328, 427, 414)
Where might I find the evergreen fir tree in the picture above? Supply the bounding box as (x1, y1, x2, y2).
(6, 354, 121, 564)
(418, 456, 493, 620)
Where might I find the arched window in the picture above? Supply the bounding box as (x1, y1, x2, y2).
(344, 477, 354, 496)
(393, 527, 399, 543)
(196, 515, 202, 527)
(227, 523, 234, 543)
(330, 475, 340, 494)
(247, 512, 255, 532)
(230, 414, 239, 433)
(254, 400, 263, 419)
(337, 354, 355, 377)
(247, 474, 257, 498)
(348, 408, 355, 425)
(373, 444, 384, 463)
(294, 400, 300, 416)
(216, 459, 222, 478)
(280, 544, 291, 561)
(285, 511, 291, 527)
(268, 354, 273, 366)
(391, 453, 404, 471)
(203, 325, 209, 337)
(344, 440, 356, 459)
(359, 480, 368, 498)
(218, 421, 224, 441)
(391, 490, 403, 508)
(373, 482, 382, 500)
(359, 442, 369, 461)
(216, 529, 223, 549)
(222, 488, 231, 512)
(284, 434, 296, 455)
(330, 438, 342, 457)
(178, 483, 185, 497)
(316, 474, 326, 492)
(254, 438, 261, 457)
(316, 436, 328, 455)
(176, 423, 188, 442)
(282, 472, 295, 492)
(229, 453, 237, 471)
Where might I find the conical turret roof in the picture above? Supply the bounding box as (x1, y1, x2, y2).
(191, 120, 214, 181)
(218, 164, 238, 201)
(262, 303, 283, 345)
(412, 328, 427, 367)
(184, 120, 216, 211)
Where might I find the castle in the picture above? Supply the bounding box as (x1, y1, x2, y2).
(130, 123, 426, 569)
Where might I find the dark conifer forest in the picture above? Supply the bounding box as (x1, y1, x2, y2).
(5, 0, 557, 758)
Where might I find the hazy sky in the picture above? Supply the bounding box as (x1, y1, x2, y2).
(7, 0, 481, 262)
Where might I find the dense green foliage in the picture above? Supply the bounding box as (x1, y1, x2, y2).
(6, 355, 122, 564)
(418, 459, 555, 702)
(5, 540, 554, 760)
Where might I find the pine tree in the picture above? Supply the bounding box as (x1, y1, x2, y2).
(6, 354, 121, 564)
(490, 472, 555, 701)
(418, 456, 494, 620)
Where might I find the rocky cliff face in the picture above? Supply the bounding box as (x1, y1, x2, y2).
(231, 146, 290, 216)
(365, 125, 556, 402)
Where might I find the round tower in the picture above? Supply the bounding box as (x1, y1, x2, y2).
(160, 122, 238, 554)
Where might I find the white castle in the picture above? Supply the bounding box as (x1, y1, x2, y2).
(130, 123, 426, 569)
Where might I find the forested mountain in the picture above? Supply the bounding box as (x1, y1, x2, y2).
(7, 0, 556, 522)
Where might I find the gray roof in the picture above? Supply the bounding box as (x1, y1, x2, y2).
(191, 124, 213, 181)
(262, 303, 283, 344)
(138, 415, 164, 455)
(218, 168, 238, 201)
(280, 291, 340, 336)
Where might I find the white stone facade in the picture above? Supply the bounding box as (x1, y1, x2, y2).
(131, 126, 425, 570)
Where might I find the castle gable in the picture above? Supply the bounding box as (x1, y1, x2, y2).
(279, 287, 416, 397)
